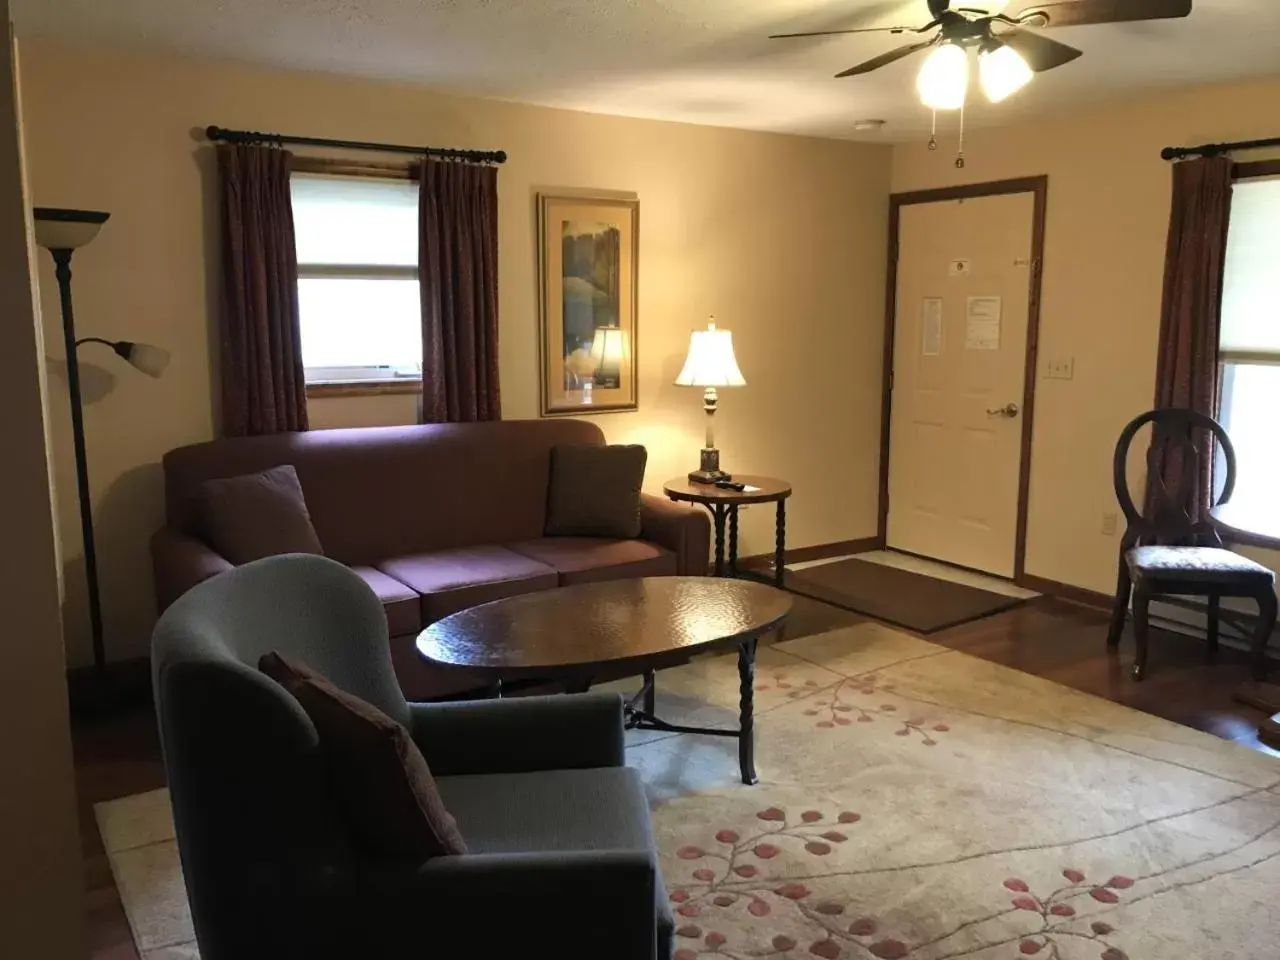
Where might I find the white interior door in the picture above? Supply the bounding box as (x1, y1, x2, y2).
(886, 192, 1035, 578)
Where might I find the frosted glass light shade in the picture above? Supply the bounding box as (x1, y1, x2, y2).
(917, 43, 969, 111)
(122, 342, 171, 378)
(980, 43, 1033, 103)
(33, 207, 109, 250)
(675, 320, 746, 388)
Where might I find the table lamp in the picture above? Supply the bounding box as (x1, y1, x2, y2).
(675, 317, 746, 483)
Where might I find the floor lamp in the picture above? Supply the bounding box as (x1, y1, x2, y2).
(33, 208, 170, 699)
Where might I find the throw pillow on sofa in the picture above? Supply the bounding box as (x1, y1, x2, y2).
(193, 464, 324, 564)
(259, 651, 467, 860)
(545, 443, 648, 539)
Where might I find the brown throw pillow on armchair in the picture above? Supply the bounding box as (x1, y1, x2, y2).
(193, 464, 324, 564)
(259, 652, 467, 860)
(545, 443, 648, 539)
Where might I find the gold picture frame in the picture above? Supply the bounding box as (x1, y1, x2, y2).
(537, 193, 639, 416)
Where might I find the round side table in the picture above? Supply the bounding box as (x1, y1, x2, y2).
(664, 475, 791, 585)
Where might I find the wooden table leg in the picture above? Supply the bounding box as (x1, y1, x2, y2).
(643, 668, 656, 716)
(713, 504, 727, 577)
(728, 506, 739, 576)
(737, 638, 758, 785)
(773, 500, 787, 588)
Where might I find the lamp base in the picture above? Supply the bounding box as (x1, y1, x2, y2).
(688, 448, 730, 485)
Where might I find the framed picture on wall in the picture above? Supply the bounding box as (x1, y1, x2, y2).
(537, 193, 639, 416)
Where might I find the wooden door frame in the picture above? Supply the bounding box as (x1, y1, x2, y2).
(877, 175, 1049, 582)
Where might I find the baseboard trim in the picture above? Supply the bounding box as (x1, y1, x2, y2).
(739, 537, 883, 572)
(1018, 574, 1112, 611)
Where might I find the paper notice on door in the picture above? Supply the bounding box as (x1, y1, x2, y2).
(965, 296, 1002, 350)
(921, 298, 943, 356)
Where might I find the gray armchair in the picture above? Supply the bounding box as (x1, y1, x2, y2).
(152, 554, 673, 960)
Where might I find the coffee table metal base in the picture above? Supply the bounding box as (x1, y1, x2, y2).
(568, 640, 759, 785)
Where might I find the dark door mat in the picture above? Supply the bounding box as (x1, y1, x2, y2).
(784, 557, 1026, 633)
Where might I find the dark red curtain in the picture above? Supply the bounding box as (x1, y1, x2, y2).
(216, 144, 308, 436)
(1148, 156, 1234, 522)
(418, 159, 501, 423)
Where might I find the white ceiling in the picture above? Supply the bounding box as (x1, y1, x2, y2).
(13, 0, 1280, 142)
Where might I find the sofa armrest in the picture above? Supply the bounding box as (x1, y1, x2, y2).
(151, 526, 234, 612)
(333, 850, 657, 960)
(408, 693, 625, 776)
(640, 493, 710, 575)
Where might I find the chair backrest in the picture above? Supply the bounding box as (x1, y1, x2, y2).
(151, 554, 410, 958)
(1112, 407, 1236, 548)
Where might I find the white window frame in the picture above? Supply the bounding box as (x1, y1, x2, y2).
(291, 165, 423, 392)
(1215, 165, 1280, 540)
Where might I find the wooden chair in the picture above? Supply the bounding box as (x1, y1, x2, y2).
(1107, 408, 1277, 681)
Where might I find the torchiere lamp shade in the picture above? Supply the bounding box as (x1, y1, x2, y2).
(33, 207, 110, 250)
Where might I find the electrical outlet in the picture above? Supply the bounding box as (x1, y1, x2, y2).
(1101, 512, 1118, 536)
(1044, 357, 1075, 380)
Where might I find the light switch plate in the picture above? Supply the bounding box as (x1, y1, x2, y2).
(1044, 357, 1074, 380)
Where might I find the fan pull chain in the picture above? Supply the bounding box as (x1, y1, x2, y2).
(928, 109, 938, 152)
(954, 102, 966, 169)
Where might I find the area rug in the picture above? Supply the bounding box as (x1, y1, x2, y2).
(96, 623, 1280, 960)
(784, 559, 1025, 632)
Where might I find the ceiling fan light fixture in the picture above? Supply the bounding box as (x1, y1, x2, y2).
(916, 42, 969, 111)
(979, 41, 1033, 103)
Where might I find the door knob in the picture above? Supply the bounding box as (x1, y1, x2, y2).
(986, 403, 1019, 418)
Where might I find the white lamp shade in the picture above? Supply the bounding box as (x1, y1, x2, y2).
(675, 321, 746, 388)
(589, 326, 627, 365)
(980, 43, 1033, 103)
(33, 208, 109, 250)
(916, 43, 969, 111)
(124, 343, 171, 378)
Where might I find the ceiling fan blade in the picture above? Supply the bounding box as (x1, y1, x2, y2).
(770, 26, 915, 39)
(1012, 0, 1192, 29)
(997, 26, 1083, 71)
(836, 39, 936, 78)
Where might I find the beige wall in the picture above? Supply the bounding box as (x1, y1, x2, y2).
(892, 77, 1280, 595)
(0, 26, 85, 959)
(19, 40, 891, 666)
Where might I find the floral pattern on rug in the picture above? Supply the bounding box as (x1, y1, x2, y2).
(636, 624, 1280, 960)
(98, 622, 1280, 960)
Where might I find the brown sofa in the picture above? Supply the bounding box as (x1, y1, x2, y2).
(151, 419, 710, 700)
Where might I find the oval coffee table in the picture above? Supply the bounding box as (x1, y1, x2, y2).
(417, 577, 791, 784)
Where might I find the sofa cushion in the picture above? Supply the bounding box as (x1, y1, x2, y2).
(259, 651, 467, 861)
(350, 566, 421, 637)
(507, 538, 677, 586)
(437, 767, 673, 943)
(192, 464, 324, 564)
(545, 444, 647, 539)
(377, 546, 559, 622)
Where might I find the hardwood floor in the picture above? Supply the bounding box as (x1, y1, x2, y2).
(73, 594, 1278, 958)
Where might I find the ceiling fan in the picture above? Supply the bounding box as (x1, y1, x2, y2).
(771, 0, 1193, 106)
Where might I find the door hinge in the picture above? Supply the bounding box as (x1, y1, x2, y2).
(888, 370, 894, 392)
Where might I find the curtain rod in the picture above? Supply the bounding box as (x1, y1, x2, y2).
(1160, 136, 1280, 161)
(205, 125, 507, 165)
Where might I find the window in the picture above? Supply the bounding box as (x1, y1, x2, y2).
(290, 173, 421, 386)
(1219, 173, 1280, 532)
